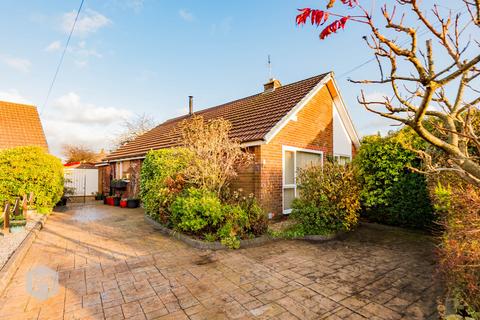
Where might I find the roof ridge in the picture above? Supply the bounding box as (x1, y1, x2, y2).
(159, 72, 330, 126)
(0, 100, 37, 109)
(104, 72, 330, 161)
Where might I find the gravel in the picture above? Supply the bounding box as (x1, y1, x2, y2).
(0, 213, 43, 271)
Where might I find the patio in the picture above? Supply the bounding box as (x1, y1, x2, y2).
(0, 203, 442, 319)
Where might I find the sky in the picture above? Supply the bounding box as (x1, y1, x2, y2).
(0, 0, 468, 158)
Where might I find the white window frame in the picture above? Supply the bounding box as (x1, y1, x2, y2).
(282, 146, 324, 214)
(333, 154, 352, 165)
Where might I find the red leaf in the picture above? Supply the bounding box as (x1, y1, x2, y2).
(296, 8, 329, 26)
(320, 16, 349, 40)
(340, 0, 358, 7)
(296, 8, 311, 25)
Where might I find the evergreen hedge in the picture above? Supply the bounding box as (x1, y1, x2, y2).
(0, 146, 64, 213)
(354, 132, 435, 229)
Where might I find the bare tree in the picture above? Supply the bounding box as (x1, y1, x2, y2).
(296, 0, 480, 186)
(178, 116, 253, 195)
(114, 113, 156, 148)
(62, 144, 104, 163)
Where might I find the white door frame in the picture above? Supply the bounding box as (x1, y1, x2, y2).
(281, 145, 324, 214)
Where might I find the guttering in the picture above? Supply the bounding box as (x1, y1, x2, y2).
(102, 155, 147, 163)
(241, 140, 265, 147)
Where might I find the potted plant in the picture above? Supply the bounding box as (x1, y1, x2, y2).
(95, 192, 104, 201)
(126, 165, 140, 208)
(127, 197, 140, 208)
(105, 196, 114, 205)
(113, 196, 121, 206)
(56, 184, 75, 207)
(111, 179, 128, 189)
(120, 198, 128, 208)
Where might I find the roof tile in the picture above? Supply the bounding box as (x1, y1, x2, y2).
(105, 73, 328, 161)
(0, 101, 48, 151)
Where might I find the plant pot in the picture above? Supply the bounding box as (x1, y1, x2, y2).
(56, 196, 68, 207)
(112, 180, 128, 189)
(107, 197, 114, 205)
(103, 197, 108, 205)
(127, 199, 140, 208)
(113, 197, 121, 206)
(120, 200, 128, 208)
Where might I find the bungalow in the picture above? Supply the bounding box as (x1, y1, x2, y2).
(100, 72, 360, 216)
(0, 100, 48, 151)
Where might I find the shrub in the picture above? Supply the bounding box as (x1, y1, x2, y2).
(178, 116, 253, 195)
(291, 162, 360, 234)
(0, 146, 63, 213)
(431, 178, 480, 317)
(140, 148, 192, 221)
(170, 188, 224, 233)
(355, 131, 435, 229)
(170, 188, 256, 249)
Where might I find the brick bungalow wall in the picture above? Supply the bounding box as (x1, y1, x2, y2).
(232, 85, 335, 216)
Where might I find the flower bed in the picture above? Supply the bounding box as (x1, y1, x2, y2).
(145, 215, 340, 250)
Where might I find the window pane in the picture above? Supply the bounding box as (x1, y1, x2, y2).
(297, 151, 322, 170)
(284, 151, 295, 185)
(283, 188, 295, 211)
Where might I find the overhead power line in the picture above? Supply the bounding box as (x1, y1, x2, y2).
(40, 0, 85, 114)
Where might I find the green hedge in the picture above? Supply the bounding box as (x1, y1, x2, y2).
(291, 161, 361, 235)
(0, 146, 64, 213)
(354, 132, 435, 229)
(140, 148, 193, 221)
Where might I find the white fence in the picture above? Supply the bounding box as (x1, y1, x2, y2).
(64, 168, 98, 197)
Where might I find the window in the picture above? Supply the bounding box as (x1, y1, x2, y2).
(283, 147, 323, 214)
(334, 155, 351, 165)
(115, 162, 123, 179)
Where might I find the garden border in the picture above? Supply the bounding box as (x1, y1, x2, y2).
(144, 215, 339, 250)
(0, 213, 48, 295)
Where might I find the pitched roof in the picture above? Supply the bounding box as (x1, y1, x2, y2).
(105, 73, 329, 161)
(0, 101, 48, 151)
(64, 162, 97, 169)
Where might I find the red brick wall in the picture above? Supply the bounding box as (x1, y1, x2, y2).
(257, 84, 334, 215)
(231, 147, 261, 199)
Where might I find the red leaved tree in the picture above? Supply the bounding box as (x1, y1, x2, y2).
(295, 0, 480, 186)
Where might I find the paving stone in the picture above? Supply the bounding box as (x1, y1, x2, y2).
(0, 204, 441, 320)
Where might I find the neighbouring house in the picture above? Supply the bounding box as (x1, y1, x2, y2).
(0, 100, 48, 151)
(64, 162, 99, 199)
(100, 72, 360, 215)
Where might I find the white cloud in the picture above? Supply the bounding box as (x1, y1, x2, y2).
(126, 0, 144, 12)
(62, 9, 111, 37)
(210, 17, 233, 35)
(179, 9, 194, 22)
(0, 55, 31, 73)
(42, 92, 134, 157)
(45, 40, 61, 52)
(51, 92, 132, 124)
(358, 91, 401, 136)
(0, 89, 32, 105)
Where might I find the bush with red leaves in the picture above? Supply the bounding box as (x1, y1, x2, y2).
(431, 175, 480, 317)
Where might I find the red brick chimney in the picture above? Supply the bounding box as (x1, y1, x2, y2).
(263, 78, 282, 92)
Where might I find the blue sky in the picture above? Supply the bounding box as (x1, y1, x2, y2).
(0, 0, 454, 156)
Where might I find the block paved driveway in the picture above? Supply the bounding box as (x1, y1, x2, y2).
(0, 203, 442, 320)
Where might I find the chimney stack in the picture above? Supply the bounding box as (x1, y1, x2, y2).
(263, 78, 282, 92)
(188, 96, 193, 115)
